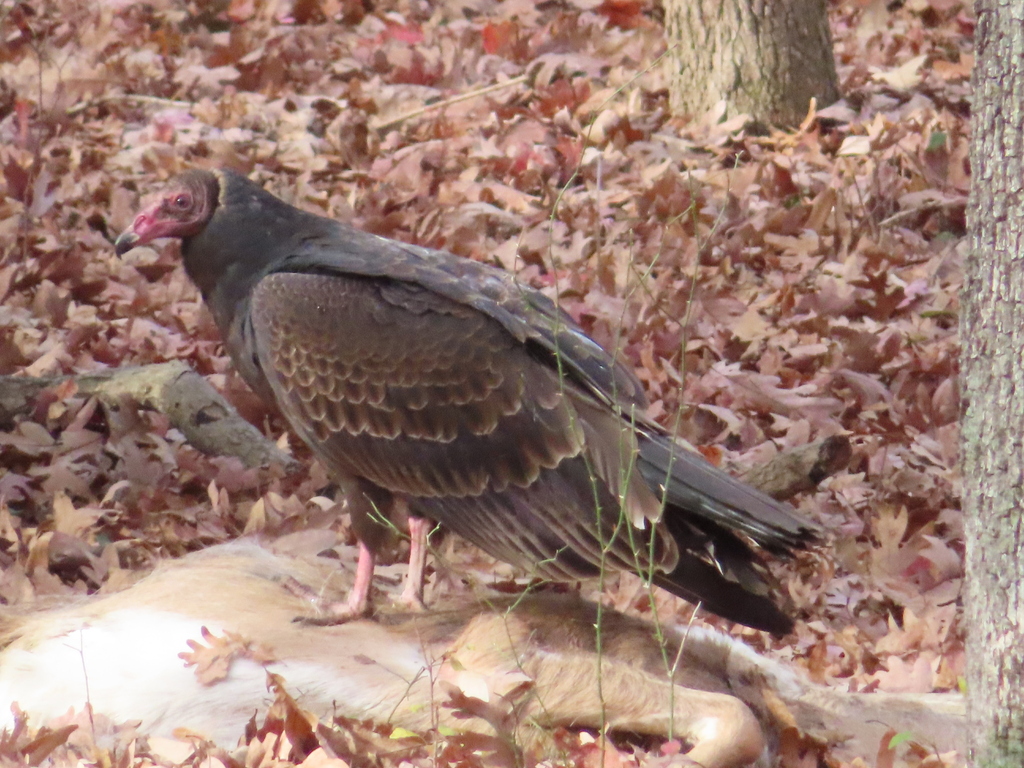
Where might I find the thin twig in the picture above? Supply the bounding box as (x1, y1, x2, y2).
(66, 93, 193, 117)
(373, 75, 529, 133)
(879, 197, 965, 228)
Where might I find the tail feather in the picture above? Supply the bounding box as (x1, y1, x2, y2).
(652, 551, 794, 635)
(635, 429, 822, 634)
(637, 431, 822, 553)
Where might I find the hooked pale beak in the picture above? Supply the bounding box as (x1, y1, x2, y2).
(113, 206, 162, 256)
(114, 230, 140, 256)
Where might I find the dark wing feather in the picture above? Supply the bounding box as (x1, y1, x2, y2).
(637, 430, 821, 553)
(653, 551, 794, 634)
(247, 270, 676, 579)
(414, 456, 671, 581)
(274, 223, 649, 414)
(271, 218, 819, 547)
(249, 271, 583, 496)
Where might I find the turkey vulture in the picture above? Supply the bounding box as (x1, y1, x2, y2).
(115, 168, 821, 634)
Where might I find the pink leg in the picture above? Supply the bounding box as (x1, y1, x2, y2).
(295, 540, 376, 625)
(347, 539, 376, 615)
(399, 515, 429, 610)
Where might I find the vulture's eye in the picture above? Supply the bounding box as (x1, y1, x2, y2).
(173, 193, 192, 210)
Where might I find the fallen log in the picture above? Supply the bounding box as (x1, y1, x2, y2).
(0, 362, 296, 471)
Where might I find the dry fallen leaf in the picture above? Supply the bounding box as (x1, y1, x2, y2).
(179, 627, 276, 685)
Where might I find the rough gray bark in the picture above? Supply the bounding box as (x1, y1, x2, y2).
(962, 2, 1024, 765)
(663, 0, 840, 127)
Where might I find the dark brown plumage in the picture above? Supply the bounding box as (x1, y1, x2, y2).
(114, 168, 822, 633)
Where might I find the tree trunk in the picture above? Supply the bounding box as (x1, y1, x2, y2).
(962, 2, 1024, 765)
(662, 0, 839, 127)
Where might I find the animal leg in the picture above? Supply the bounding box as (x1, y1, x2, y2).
(296, 540, 376, 625)
(295, 477, 394, 624)
(527, 653, 766, 768)
(399, 513, 429, 610)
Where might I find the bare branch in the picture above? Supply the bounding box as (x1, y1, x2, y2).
(740, 435, 852, 501)
(0, 362, 297, 471)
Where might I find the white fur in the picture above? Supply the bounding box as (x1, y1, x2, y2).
(0, 607, 432, 745)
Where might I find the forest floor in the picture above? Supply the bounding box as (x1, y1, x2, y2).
(0, 0, 970, 765)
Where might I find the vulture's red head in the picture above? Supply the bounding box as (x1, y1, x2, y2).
(114, 170, 219, 255)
